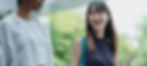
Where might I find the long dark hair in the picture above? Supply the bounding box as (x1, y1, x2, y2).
(18, 0, 23, 6)
(86, 1, 117, 65)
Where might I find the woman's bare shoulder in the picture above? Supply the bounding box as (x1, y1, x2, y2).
(74, 39, 82, 48)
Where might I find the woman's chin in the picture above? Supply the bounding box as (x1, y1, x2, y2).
(93, 26, 103, 30)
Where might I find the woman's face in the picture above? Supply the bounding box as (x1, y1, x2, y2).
(88, 7, 109, 31)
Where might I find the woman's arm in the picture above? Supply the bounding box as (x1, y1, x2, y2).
(114, 54, 118, 66)
(72, 40, 82, 66)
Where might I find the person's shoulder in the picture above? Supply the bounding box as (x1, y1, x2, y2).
(2, 13, 15, 23)
(37, 16, 50, 27)
(75, 39, 81, 45)
(76, 36, 86, 44)
(0, 13, 17, 30)
(74, 38, 83, 48)
(36, 16, 51, 32)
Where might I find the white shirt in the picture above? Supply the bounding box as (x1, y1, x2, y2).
(0, 12, 54, 66)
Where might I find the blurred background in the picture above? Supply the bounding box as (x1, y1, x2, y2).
(0, 0, 147, 66)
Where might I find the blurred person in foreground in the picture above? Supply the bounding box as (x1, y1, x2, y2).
(0, 0, 54, 66)
(72, 1, 118, 66)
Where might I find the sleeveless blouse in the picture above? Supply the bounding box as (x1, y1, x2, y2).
(85, 38, 114, 66)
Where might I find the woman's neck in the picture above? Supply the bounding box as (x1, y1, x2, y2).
(95, 29, 105, 39)
(18, 6, 31, 20)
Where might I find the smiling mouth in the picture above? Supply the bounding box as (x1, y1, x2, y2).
(94, 21, 102, 25)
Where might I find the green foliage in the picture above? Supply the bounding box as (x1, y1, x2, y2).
(0, 15, 3, 20)
(50, 10, 85, 66)
(118, 35, 136, 65)
(132, 17, 147, 66)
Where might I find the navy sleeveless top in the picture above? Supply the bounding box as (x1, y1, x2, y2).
(85, 38, 114, 66)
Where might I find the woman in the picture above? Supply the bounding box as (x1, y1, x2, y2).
(0, 0, 54, 66)
(72, 1, 117, 66)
